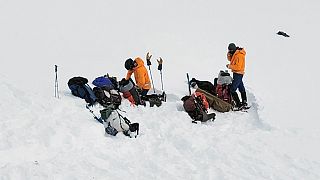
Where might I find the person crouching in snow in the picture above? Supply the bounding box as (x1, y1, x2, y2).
(124, 55, 151, 97)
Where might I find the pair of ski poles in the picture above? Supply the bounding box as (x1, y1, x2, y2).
(146, 52, 164, 94)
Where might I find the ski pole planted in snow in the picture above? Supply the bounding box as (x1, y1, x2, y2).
(146, 52, 156, 93)
(157, 57, 164, 91)
(157, 57, 166, 102)
(187, 73, 191, 95)
(54, 65, 59, 98)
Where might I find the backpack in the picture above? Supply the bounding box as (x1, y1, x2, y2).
(217, 70, 232, 85)
(92, 76, 115, 91)
(181, 93, 207, 121)
(196, 88, 232, 112)
(215, 70, 233, 104)
(216, 84, 232, 104)
(190, 78, 216, 96)
(100, 105, 139, 138)
(119, 78, 143, 105)
(93, 87, 122, 107)
(68, 77, 97, 105)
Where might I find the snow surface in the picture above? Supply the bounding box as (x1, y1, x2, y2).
(1, 0, 320, 179)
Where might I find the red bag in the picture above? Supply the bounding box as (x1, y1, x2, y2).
(216, 84, 232, 103)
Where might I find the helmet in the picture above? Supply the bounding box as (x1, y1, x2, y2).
(125, 58, 134, 70)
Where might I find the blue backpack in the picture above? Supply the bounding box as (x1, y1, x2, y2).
(68, 77, 97, 105)
(92, 76, 114, 90)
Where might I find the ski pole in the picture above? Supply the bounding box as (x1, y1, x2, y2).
(54, 65, 59, 98)
(146, 52, 156, 93)
(85, 105, 117, 135)
(187, 73, 191, 95)
(157, 57, 164, 91)
(86, 105, 103, 123)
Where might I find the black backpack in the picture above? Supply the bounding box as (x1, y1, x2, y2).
(93, 87, 122, 107)
(68, 77, 97, 105)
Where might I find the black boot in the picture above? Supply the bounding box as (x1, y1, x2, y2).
(240, 91, 247, 106)
(231, 92, 241, 108)
(149, 97, 162, 107)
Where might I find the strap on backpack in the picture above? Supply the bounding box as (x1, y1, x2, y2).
(115, 110, 139, 137)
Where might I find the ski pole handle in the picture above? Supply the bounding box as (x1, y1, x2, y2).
(146, 52, 152, 66)
(157, 57, 163, 71)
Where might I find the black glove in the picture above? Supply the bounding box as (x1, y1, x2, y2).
(119, 78, 129, 86)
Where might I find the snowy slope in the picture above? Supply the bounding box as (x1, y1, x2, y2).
(1, 0, 320, 179)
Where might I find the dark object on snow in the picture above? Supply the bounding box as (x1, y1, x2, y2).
(141, 94, 163, 107)
(68, 77, 97, 105)
(93, 87, 122, 108)
(190, 78, 216, 96)
(86, 105, 139, 138)
(100, 106, 139, 138)
(92, 76, 115, 91)
(181, 94, 215, 122)
(277, 31, 290, 37)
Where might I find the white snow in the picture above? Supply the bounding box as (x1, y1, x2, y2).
(0, 0, 320, 179)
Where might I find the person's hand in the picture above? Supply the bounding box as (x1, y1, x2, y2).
(146, 52, 152, 66)
(157, 57, 163, 71)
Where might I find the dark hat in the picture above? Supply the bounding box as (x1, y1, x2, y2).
(228, 43, 237, 51)
(125, 58, 134, 70)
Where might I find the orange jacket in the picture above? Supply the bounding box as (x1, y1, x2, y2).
(126, 57, 151, 90)
(227, 48, 246, 74)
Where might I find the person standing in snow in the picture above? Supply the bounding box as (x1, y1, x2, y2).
(226, 43, 248, 108)
(124, 55, 151, 97)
